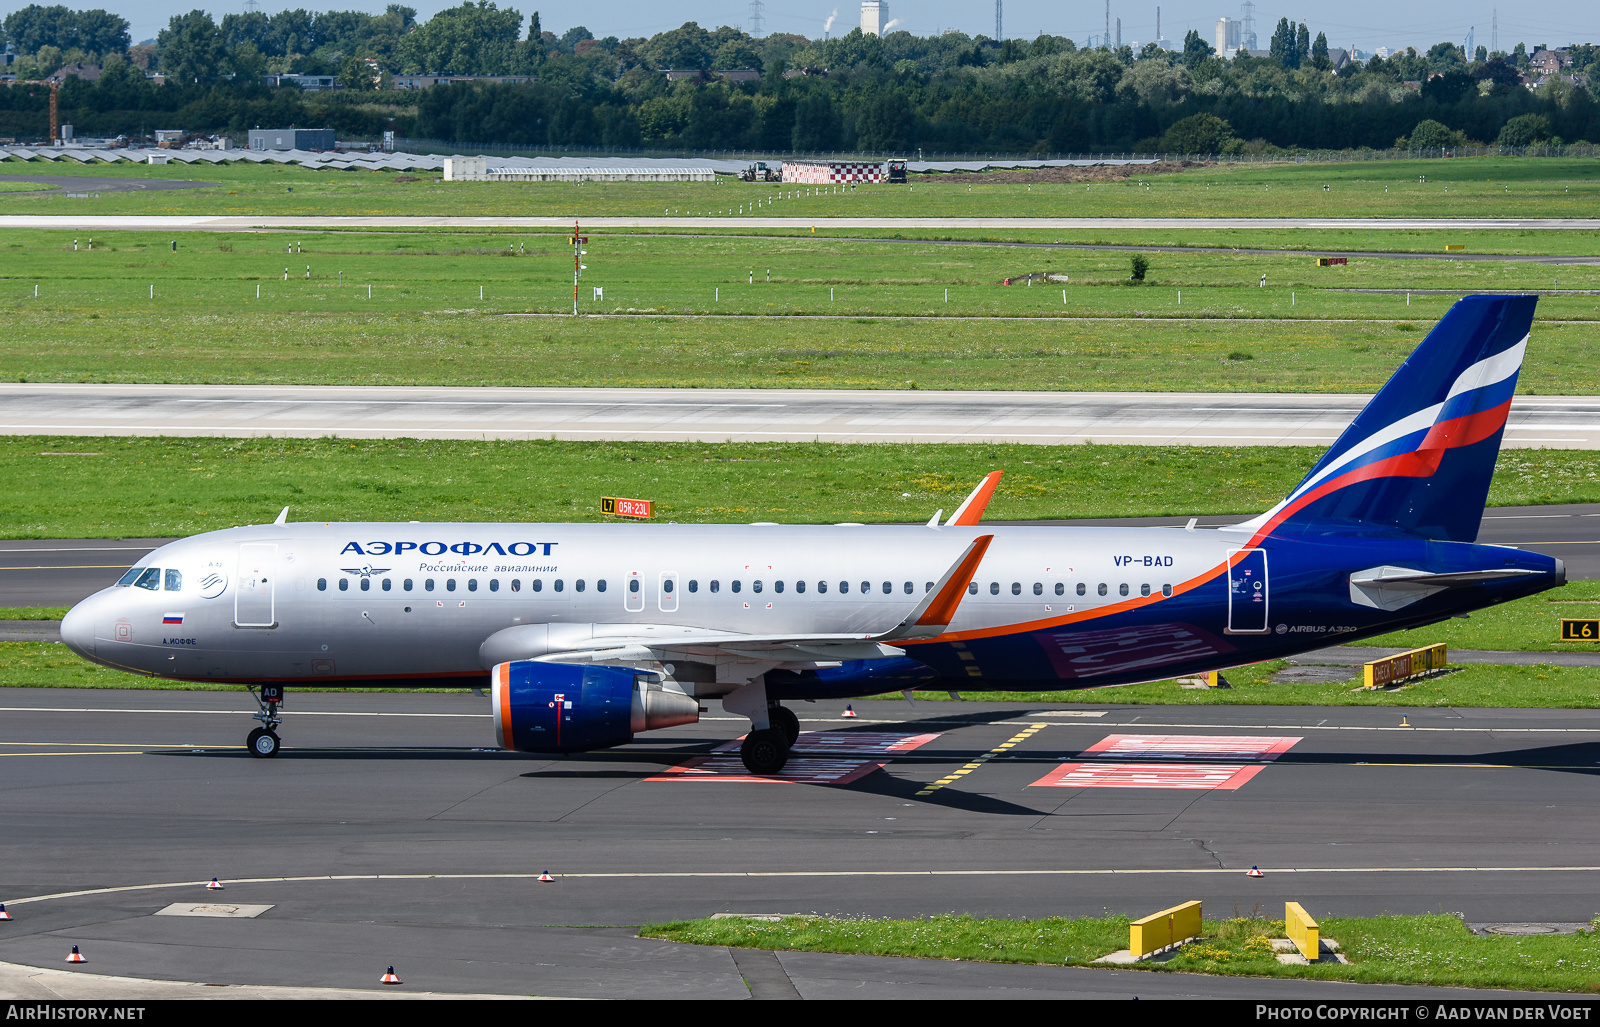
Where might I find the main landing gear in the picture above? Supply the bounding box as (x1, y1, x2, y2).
(245, 685, 284, 758)
(738, 703, 800, 775)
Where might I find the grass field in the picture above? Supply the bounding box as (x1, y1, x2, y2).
(2, 229, 1598, 391)
(642, 913, 1600, 991)
(5, 436, 1600, 538)
(3, 155, 1600, 220)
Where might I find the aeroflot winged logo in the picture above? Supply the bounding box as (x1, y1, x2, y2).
(341, 564, 391, 579)
(340, 541, 560, 556)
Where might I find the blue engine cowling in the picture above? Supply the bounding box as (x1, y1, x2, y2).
(490, 660, 700, 753)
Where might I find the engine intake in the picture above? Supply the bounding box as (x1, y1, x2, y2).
(490, 661, 699, 754)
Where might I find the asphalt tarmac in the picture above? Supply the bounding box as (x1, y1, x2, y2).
(4, 384, 1600, 448)
(2, 690, 1595, 999)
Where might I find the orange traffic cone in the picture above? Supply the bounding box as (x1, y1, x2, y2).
(0, 903, 11, 921)
(66, 945, 86, 963)
(381, 966, 402, 985)
(538, 870, 554, 882)
(841, 704, 857, 718)
(206, 878, 224, 891)
(1246, 866, 1263, 878)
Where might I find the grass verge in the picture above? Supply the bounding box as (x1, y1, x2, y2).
(0, 606, 69, 620)
(640, 912, 1600, 991)
(5, 436, 1600, 538)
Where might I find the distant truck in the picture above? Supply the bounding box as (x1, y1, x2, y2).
(740, 161, 780, 182)
(887, 159, 907, 183)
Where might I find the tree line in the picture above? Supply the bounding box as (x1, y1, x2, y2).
(0, 3, 1596, 153)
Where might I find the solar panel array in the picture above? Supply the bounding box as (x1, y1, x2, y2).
(0, 146, 1156, 176)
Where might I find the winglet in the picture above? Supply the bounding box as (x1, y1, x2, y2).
(878, 534, 994, 641)
(273, 506, 289, 525)
(946, 472, 1003, 526)
(926, 509, 944, 528)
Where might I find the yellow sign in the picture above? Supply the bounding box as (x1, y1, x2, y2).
(1363, 643, 1447, 688)
(1445, 244, 1465, 251)
(1286, 902, 1320, 960)
(1561, 618, 1600, 641)
(1129, 900, 1202, 959)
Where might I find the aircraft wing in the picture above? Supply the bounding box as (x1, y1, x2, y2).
(526, 535, 993, 668)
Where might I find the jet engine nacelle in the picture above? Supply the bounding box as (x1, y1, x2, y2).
(490, 660, 700, 754)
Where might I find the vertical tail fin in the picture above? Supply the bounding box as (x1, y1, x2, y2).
(1240, 294, 1536, 543)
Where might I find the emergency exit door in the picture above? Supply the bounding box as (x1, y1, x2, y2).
(235, 543, 277, 627)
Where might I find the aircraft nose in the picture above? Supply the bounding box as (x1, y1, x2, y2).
(60, 600, 95, 658)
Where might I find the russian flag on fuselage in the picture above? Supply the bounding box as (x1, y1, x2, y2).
(1241, 294, 1536, 544)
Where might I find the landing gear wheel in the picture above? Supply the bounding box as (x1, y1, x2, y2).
(739, 729, 789, 775)
(768, 705, 800, 746)
(247, 727, 281, 758)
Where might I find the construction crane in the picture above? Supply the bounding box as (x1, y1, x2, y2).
(17, 79, 60, 144)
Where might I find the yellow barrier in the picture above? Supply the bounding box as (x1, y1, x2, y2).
(1363, 643, 1447, 688)
(1286, 902, 1320, 959)
(1445, 244, 1465, 251)
(1129, 900, 1202, 959)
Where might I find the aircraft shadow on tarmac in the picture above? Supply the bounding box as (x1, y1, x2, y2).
(1275, 741, 1600, 776)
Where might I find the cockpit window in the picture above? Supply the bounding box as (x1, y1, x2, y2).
(164, 569, 182, 591)
(134, 567, 161, 590)
(116, 566, 145, 586)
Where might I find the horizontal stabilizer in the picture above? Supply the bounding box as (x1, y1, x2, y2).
(1348, 564, 1542, 612)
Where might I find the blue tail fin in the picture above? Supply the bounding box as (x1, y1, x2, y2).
(1243, 294, 1536, 543)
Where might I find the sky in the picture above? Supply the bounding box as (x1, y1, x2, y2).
(16, 1, 1598, 57)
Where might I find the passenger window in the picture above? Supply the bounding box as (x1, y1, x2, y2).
(404, 578, 413, 591)
(688, 580, 698, 593)
(117, 567, 144, 587)
(554, 579, 564, 592)
(339, 578, 349, 592)
(629, 579, 640, 593)
(467, 579, 477, 592)
(659, 579, 669, 593)
(1119, 583, 1130, 597)
(447, 579, 456, 592)
(839, 581, 849, 593)
(1033, 582, 1042, 596)
(1077, 582, 1087, 596)
(732, 581, 741, 593)
(135, 567, 161, 590)
(989, 582, 999, 595)
(1097, 583, 1107, 596)
(165, 569, 182, 591)
(773, 580, 783, 593)
(426, 579, 435, 592)
(753, 580, 763, 594)
(881, 581, 891, 594)
(576, 579, 586, 592)
(317, 577, 327, 591)
(1138, 583, 1149, 596)
(597, 580, 607, 592)
(489, 579, 499, 592)
(710, 580, 720, 593)
(383, 578, 392, 591)
(1162, 584, 1173, 597)
(532, 579, 542, 592)
(510, 579, 520, 592)
(360, 578, 370, 591)
(925, 582, 933, 592)
(817, 580, 826, 593)
(1011, 582, 1021, 595)
(860, 581, 869, 594)
(903, 582, 913, 594)
(967, 582, 977, 595)
(796, 580, 805, 594)
(1055, 582, 1064, 596)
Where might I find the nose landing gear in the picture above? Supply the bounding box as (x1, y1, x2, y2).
(246, 685, 284, 758)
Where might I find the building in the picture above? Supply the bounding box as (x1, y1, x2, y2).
(442, 157, 714, 183)
(663, 69, 703, 82)
(715, 69, 760, 83)
(263, 73, 337, 91)
(391, 74, 535, 89)
(860, 0, 888, 37)
(1530, 47, 1569, 75)
(1215, 17, 1241, 56)
(46, 63, 100, 85)
(248, 128, 336, 151)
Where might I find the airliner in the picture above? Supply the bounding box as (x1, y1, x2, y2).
(61, 295, 1561, 774)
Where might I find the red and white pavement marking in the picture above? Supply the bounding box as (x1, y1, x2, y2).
(1030, 734, 1302, 791)
(647, 730, 940, 784)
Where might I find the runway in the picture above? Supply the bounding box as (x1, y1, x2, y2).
(6, 503, 1600, 610)
(4, 383, 1600, 448)
(1, 690, 1595, 998)
(3, 215, 1600, 232)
